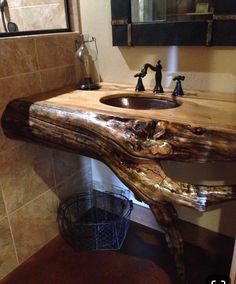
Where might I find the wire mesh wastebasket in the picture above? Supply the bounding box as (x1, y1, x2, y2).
(57, 189, 133, 251)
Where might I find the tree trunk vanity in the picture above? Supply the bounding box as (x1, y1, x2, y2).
(2, 83, 236, 283)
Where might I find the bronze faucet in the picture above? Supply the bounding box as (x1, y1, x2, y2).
(134, 60, 164, 93)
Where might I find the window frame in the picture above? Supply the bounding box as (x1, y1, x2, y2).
(0, 0, 71, 38)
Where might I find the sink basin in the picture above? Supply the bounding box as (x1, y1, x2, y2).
(101, 96, 180, 110)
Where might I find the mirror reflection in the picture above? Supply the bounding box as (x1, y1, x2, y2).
(0, 0, 68, 34)
(131, 0, 214, 23)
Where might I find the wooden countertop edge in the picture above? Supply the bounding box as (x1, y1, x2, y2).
(19, 83, 236, 134)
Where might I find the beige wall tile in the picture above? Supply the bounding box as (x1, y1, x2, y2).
(18, 4, 67, 31)
(0, 38, 38, 78)
(0, 72, 42, 108)
(0, 218, 18, 280)
(9, 0, 60, 8)
(0, 188, 6, 220)
(0, 127, 22, 157)
(0, 30, 90, 278)
(0, 72, 42, 152)
(0, 144, 55, 213)
(9, 190, 59, 263)
(56, 166, 92, 200)
(36, 33, 77, 69)
(0, 19, 7, 33)
(40, 65, 76, 92)
(53, 150, 90, 186)
(4, 8, 24, 32)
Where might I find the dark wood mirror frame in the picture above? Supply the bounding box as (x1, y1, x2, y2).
(0, 0, 70, 38)
(111, 0, 236, 46)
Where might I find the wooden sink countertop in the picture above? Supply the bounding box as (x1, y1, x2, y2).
(26, 82, 236, 134)
(3, 82, 236, 283)
(2, 81, 236, 208)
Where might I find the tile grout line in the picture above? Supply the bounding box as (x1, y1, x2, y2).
(1, 184, 20, 265)
(39, 64, 75, 72)
(34, 38, 43, 94)
(7, 188, 52, 219)
(0, 64, 75, 81)
(51, 150, 58, 197)
(12, 3, 58, 9)
(5, 159, 86, 218)
(0, 185, 7, 223)
(17, 232, 60, 268)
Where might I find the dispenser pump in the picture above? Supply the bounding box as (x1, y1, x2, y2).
(75, 35, 100, 90)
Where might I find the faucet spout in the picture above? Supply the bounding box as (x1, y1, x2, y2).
(143, 60, 164, 94)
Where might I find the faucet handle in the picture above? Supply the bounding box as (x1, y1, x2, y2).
(134, 67, 147, 92)
(173, 75, 185, 82)
(172, 75, 185, 96)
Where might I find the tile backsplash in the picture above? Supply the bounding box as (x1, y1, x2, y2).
(0, 32, 92, 279)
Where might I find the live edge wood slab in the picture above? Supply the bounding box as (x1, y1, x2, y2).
(2, 83, 236, 282)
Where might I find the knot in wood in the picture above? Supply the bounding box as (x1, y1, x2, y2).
(132, 121, 148, 139)
(149, 142, 172, 156)
(191, 127, 205, 136)
(132, 120, 158, 140)
(142, 140, 173, 156)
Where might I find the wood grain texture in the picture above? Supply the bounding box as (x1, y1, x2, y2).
(2, 83, 236, 283)
(2, 88, 236, 211)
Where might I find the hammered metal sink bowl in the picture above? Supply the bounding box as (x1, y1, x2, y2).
(101, 95, 180, 110)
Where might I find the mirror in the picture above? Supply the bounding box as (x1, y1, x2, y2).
(131, 0, 214, 23)
(111, 0, 236, 46)
(0, 0, 70, 36)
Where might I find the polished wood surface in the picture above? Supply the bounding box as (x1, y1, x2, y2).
(2, 83, 236, 209)
(28, 83, 236, 133)
(2, 83, 236, 283)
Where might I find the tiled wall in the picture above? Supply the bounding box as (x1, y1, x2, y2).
(0, 0, 67, 32)
(0, 32, 92, 279)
